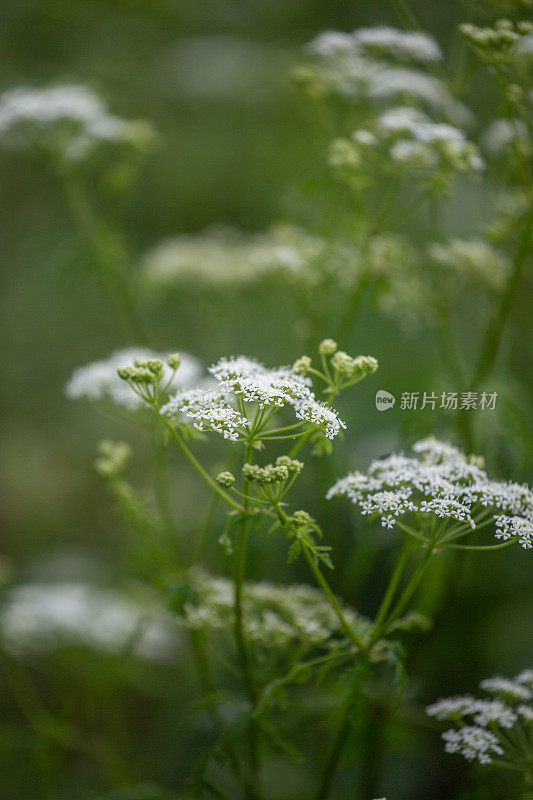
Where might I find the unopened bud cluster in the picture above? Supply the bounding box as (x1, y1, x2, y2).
(242, 456, 303, 487)
(460, 19, 533, 64)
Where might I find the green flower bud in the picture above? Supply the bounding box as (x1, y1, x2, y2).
(256, 465, 289, 486)
(331, 350, 355, 376)
(147, 358, 164, 375)
(291, 65, 329, 101)
(293, 355, 312, 375)
(291, 510, 313, 528)
(242, 463, 260, 481)
(318, 338, 337, 357)
(216, 471, 235, 488)
(117, 366, 134, 380)
(132, 367, 156, 383)
(352, 355, 379, 375)
(276, 455, 304, 474)
(167, 353, 181, 370)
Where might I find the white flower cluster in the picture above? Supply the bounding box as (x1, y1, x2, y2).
(0, 583, 178, 662)
(141, 223, 361, 290)
(300, 28, 468, 121)
(161, 356, 346, 440)
(308, 27, 442, 64)
(0, 84, 151, 160)
(376, 106, 483, 173)
(327, 437, 533, 547)
(427, 669, 533, 765)
(329, 107, 483, 188)
(441, 727, 503, 765)
(66, 348, 202, 410)
(428, 237, 510, 291)
(163, 387, 248, 441)
(175, 569, 369, 651)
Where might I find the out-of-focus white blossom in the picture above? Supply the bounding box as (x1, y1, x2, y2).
(0, 84, 153, 160)
(307, 27, 442, 64)
(141, 224, 361, 289)
(482, 117, 530, 155)
(300, 28, 468, 122)
(428, 238, 510, 291)
(0, 583, 179, 662)
(66, 348, 202, 410)
(174, 568, 370, 652)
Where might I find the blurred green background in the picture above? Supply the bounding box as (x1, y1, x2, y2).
(0, 1, 532, 798)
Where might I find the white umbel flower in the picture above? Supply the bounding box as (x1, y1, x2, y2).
(161, 388, 249, 441)
(0, 84, 148, 160)
(442, 726, 504, 765)
(351, 26, 442, 63)
(480, 677, 532, 701)
(328, 437, 533, 548)
(428, 667, 533, 768)
(426, 696, 477, 720)
(162, 355, 346, 441)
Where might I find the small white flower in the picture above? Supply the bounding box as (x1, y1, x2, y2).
(471, 699, 517, 729)
(480, 676, 532, 702)
(352, 26, 442, 63)
(442, 726, 503, 765)
(161, 388, 249, 441)
(426, 696, 476, 720)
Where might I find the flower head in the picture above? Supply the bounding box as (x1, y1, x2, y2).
(428, 668, 533, 768)
(0, 84, 154, 160)
(162, 355, 346, 440)
(328, 437, 533, 548)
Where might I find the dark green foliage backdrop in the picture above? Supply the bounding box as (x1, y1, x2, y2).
(0, 2, 532, 799)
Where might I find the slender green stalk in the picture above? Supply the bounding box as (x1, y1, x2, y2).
(470, 212, 532, 391)
(189, 631, 257, 799)
(301, 542, 367, 653)
(233, 444, 262, 796)
(60, 169, 149, 344)
(371, 537, 412, 640)
(151, 433, 180, 554)
(313, 659, 370, 800)
(159, 416, 242, 512)
(314, 711, 352, 800)
(377, 547, 435, 637)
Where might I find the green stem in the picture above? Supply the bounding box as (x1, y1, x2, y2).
(378, 547, 434, 636)
(60, 169, 149, 345)
(159, 416, 242, 512)
(233, 444, 262, 795)
(301, 542, 367, 653)
(470, 210, 532, 391)
(313, 659, 370, 800)
(371, 537, 412, 641)
(152, 433, 178, 550)
(189, 631, 258, 799)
